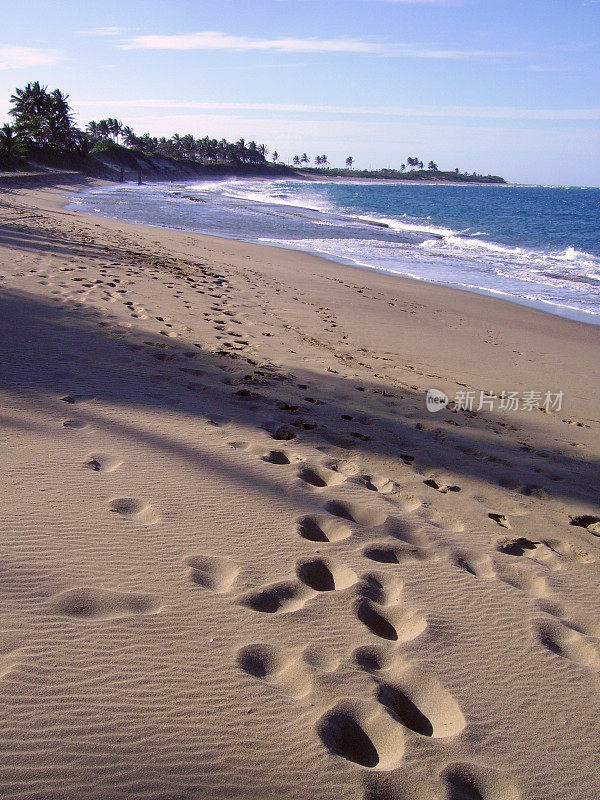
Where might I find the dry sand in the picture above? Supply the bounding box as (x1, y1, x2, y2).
(0, 177, 598, 800)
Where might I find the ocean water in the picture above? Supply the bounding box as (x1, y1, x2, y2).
(68, 178, 600, 323)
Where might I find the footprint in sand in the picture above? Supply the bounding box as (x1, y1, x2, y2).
(363, 542, 435, 565)
(489, 512, 512, 529)
(298, 464, 347, 489)
(356, 599, 427, 643)
(361, 474, 395, 494)
(240, 581, 316, 614)
(424, 478, 461, 494)
(302, 644, 341, 673)
(295, 557, 357, 592)
(544, 538, 594, 564)
(62, 419, 90, 430)
(497, 538, 561, 571)
(394, 495, 423, 513)
(84, 453, 123, 474)
(185, 554, 240, 593)
(356, 572, 403, 607)
(441, 762, 521, 800)
(236, 643, 312, 698)
(108, 497, 160, 525)
(362, 771, 441, 800)
(352, 644, 400, 674)
(499, 565, 552, 599)
(316, 698, 406, 770)
(538, 599, 600, 639)
(452, 549, 496, 579)
(297, 514, 352, 543)
(354, 573, 427, 643)
(49, 586, 161, 621)
(269, 424, 297, 441)
(376, 664, 466, 739)
(60, 393, 92, 405)
(497, 537, 540, 556)
(569, 514, 600, 536)
(262, 449, 292, 465)
(325, 499, 387, 528)
(229, 441, 299, 466)
(535, 617, 600, 669)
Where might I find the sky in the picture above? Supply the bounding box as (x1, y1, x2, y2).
(1, 0, 599, 184)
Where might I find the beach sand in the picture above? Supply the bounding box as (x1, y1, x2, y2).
(0, 177, 598, 800)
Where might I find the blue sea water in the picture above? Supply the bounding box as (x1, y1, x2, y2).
(68, 179, 600, 323)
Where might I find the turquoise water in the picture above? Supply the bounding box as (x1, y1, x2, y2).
(69, 179, 600, 323)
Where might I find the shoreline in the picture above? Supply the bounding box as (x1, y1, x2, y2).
(64, 176, 600, 327)
(10, 175, 600, 423)
(0, 177, 599, 800)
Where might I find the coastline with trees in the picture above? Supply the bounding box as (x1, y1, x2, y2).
(0, 82, 506, 185)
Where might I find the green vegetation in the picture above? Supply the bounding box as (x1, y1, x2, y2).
(296, 152, 504, 182)
(0, 82, 505, 184)
(86, 118, 271, 166)
(298, 165, 505, 183)
(0, 82, 275, 172)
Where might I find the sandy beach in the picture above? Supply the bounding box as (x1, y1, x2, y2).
(0, 176, 599, 800)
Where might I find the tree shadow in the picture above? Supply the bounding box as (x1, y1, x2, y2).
(0, 283, 597, 516)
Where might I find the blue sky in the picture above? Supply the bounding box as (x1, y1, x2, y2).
(1, 0, 599, 184)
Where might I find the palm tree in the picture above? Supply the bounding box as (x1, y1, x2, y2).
(121, 126, 137, 148)
(314, 155, 322, 166)
(10, 82, 76, 152)
(272, 151, 279, 162)
(345, 156, 353, 169)
(10, 81, 48, 124)
(320, 154, 328, 167)
(180, 134, 195, 159)
(301, 152, 309, 166)
(235, 138, 247, 163)
(170, 133, 183, 157)
(138, 133, 158, 153)
(9, 81, 51, 147)
(86, 120, 101, 142)
(0, 123, 18, 160)
(292, 155, 300, 167)
(215, 138, 228, 163)
(221, 142, 233, 163)
(107, 118, 122, 143)
(400, 164, 406, 172)
(247, 140, 259, 164)
(47, 88, 75, 149)
(72, 130, 94, 157)
(428, 160, 438, 171)
(97, 119, 111, 140)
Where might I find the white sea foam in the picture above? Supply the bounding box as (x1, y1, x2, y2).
(357, 215, 457, 237)
(68, 178, 600, 324)
(187, 178, 335, 215)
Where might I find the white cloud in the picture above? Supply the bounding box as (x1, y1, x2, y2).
(74, 98, 600, 121)
(120, 32, 384, 53)
(0, 45, 63, 70)
(118, 31, 526, 59)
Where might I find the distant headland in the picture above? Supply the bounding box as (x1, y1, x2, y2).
(297, 166, 506, 183)
(0, 82, 506, 185)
